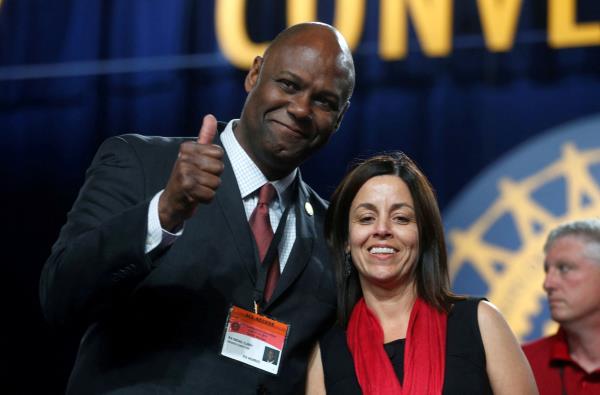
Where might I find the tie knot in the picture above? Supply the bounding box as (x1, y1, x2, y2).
(257, 183, 276, 205)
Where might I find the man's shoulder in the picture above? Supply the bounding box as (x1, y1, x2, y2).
(298, 181, 329, 212)
(113, 133, 195, 148)
(300, 182, 329, 209)
(96, 134, 196, 159)
(522, 333, 557, 356)
(89, 134, 198, 183)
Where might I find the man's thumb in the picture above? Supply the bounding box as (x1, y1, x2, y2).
(197, 114, 218, 144)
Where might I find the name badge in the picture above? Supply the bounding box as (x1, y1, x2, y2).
(221, 305, 290, 375)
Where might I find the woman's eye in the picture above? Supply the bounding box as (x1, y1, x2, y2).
(358, 216, 375, 224)
(393, 215, 410, 224)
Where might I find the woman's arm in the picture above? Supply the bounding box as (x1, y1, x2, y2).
(305, 343, 327, 395)
(478, 301, 539, 395)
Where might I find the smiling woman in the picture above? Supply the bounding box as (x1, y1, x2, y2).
(305, 152, 539, 395)
(324, 153, 455, 326)
(347, 175, 420, 296)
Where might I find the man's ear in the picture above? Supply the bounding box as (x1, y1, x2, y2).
(244, 56, 263, 93)
(334, 100, 351, 130)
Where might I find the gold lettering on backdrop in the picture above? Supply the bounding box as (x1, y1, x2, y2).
(331, 0, 366, 52)
(380, 0, 452, 60)
(549, 0, 600, 48)
(287, 0, 317, 24)
(216, 0, 599, 68)
(216, 0, 364, 69)
(379, 0, 404, 59)
(478, 0, 523, 51)
(215, 0, 269, 69)
(286, 0, 365, 53)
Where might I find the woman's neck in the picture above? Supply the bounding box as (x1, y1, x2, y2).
(361, 281, 417, 343)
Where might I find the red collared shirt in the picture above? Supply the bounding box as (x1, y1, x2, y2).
(523, 328, 600, 395)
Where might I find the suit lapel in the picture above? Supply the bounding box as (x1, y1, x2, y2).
(211, 127, 319, 305)
(265, 178, 316, 306)
(214, 133, 258, 283)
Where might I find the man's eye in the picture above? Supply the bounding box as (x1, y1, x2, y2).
(557, 264, 570, 273)
(315, 98, 337, 111)
(279, 80, 298, 91)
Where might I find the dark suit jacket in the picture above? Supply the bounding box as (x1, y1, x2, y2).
(40, 127, 336, 394)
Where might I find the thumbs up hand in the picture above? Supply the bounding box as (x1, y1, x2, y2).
(159, 114, 225, 231)
(197, 113, 218, 145)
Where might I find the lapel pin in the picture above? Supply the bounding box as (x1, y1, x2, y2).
(304, 202, 314, 216)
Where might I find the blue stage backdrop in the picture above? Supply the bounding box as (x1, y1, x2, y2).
(1, 1, 599, 393)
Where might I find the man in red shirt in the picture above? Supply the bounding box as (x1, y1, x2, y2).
(523, 219, 600, 395)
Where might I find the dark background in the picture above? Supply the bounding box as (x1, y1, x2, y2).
(1, 1, 599, 393)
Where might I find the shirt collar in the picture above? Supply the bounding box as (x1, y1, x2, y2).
(550, 327, 600, 375)
(550, 327, 571, 362)
(221, 119, 297, 206)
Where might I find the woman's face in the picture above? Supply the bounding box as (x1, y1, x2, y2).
(347, 175, 420, 290)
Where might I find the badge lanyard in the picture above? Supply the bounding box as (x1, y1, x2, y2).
(220, 197, 294, 375)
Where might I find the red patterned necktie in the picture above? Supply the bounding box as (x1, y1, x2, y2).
(249, 183, 280, 302)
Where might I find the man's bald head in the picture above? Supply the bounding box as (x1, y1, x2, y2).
(236, 22, 356, 180)
(263, 22, 355, 102)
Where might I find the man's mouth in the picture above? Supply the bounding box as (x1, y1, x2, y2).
(548, 298, 563, 304)
(270, 119, 307, 138)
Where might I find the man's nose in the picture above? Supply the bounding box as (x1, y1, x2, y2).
(543, 269, 557, 293)
(287, 94, 311, 119)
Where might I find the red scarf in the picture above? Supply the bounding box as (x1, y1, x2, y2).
(347, 297, 447, 395)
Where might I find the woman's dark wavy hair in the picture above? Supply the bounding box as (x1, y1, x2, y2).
(325, 152, 463, 327)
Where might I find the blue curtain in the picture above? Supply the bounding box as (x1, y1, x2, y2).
(1, 1, 599, 392)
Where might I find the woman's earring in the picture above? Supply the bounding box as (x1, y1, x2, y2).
(344, 252, 353, 278)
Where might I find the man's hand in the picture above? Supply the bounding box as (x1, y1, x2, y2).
(159, 114, 224, 231)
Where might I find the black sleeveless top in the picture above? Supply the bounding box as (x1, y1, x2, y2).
(319, 298, 493, 394)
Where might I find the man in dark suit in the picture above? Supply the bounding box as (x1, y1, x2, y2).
(40, 22, 355, 394)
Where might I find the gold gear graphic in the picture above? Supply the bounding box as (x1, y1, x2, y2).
(448, 142, 600, 340)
